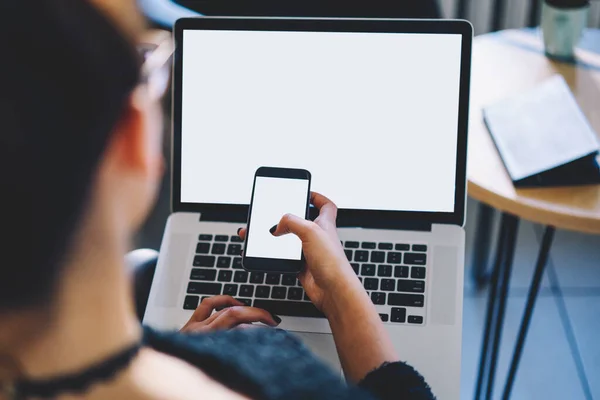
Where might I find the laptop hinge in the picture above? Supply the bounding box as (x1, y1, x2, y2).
(199, 210, 247, 223)
(336, 219, 433, 232)
(198, 209, 433, 232)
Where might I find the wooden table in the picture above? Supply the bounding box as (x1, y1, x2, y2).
(468, 29, 600, 400)
(468, 29, 600, 233)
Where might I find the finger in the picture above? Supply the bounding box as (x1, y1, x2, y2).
(208, 306, 280, 329)
(271, 213, 319, 241)
(191, 296, 244, 321)
(237, 227, 247, 241)
(310, 191, 338, 224)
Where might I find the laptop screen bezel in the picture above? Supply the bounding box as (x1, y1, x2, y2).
(172, 17, 472, 228)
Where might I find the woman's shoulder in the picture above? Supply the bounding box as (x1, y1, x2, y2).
(143, 327, 373, 400)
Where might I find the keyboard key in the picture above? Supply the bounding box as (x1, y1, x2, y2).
(361, 242, 376, 249)
(187, 282, 221, 295)
(234, 271, 248, 283)
(395, 244, 410, 251)
(190, 268, 216, 281)
(217, 256, 231, 268)
(364, 278, 378, 290)
(344, 249, 353, 261)
(387, 252, 402, 264)
(405, 253, 427, 265)
(397, 279, 425, 293)
(272, 286, 287, 299)
(371, 251, 385, 263)
(378, 243, 393, 250)
(218, 270, 232, 282)
(345, 241, 359, 248)
(193, 255, 215, 267)
(198, 234, 213, 241)
(239, 285, 254, 297)
(391, 307, 407, 323)
(388, 293, 425, 307)
(282, 275, 296, 286)
(394, 265, 409, 278)
(232, 257, 243, 269)
(250, 272, 264, 284)
(288, 287, 303, 300)
(211, 243, 226, 255)
(354, 250, 369, 262)
(408, 315, 423, 324)
(231, 236, 243, 243)
(379, 313, 389, 322)
(381, 278, 395, 291)
(377, 264, 392, 277)
(412, 244, 427, 252)
(255, 286, 270, 298)
(195, 242, 210, 254)
(183, 295, 199, 310)
(215, 235, 229, 242)
(266, 273, 280, 285)
(361, 264, 376, 276)
(253, 300, 324, 318)
(350, 263, 360, 274)
(371, 292, 386, 305)
(223, 284, 238, 296)
(411, 267, 426, 279)
(237, 298, 252, 306)
(227, 244, 242, 255)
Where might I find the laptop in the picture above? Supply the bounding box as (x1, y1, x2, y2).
(144, 17, 472, 399)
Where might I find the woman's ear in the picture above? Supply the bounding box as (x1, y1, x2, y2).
(104, 86, 162, 177)
(97, 86, 164, 229)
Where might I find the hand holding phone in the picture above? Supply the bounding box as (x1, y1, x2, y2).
(243, 167, 311, 273)
(238, 191, 365, 313)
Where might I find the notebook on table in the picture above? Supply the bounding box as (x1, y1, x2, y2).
(483, 75, 600, 187)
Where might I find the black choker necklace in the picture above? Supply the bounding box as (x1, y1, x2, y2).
(3, 341, 141, 400)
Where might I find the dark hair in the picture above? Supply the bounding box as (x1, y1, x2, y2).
(0, 0, 140, 311)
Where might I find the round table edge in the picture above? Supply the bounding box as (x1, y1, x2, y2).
(468, 181, 600, 234)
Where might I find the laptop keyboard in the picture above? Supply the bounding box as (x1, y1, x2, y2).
(183, 234, 428, 325)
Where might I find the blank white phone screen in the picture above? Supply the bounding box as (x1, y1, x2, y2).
(246, 177, 309, 260)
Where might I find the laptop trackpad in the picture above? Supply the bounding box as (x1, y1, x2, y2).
(293, 332, 341, 373)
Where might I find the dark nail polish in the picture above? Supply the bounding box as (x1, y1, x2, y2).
(237, 227, 242, 235)
(269, 225, 277, 234)
(271, 313, 282, 324)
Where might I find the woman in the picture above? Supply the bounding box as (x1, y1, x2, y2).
(0, 1, 434, 399)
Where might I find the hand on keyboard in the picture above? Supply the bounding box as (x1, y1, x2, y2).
(180, 295, 280, 333)
(238, 192, 363, 314)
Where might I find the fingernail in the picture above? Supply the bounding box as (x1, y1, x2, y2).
(271, 313, 282, 324)
(269, 225, 277, 235)
(237, 227, 242, 235)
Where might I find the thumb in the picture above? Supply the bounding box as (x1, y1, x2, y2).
(271, 213, 317, 241)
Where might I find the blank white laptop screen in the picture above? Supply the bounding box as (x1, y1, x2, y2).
(180, 29, 462, 213)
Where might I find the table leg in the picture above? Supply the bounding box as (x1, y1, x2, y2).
(486, 214, 519, 400)
(501, 226, 555, 400)
(474, 213, 519, 400)
(472, 202, 496, 286)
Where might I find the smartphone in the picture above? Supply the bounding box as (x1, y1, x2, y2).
(243, 167, 311, 273)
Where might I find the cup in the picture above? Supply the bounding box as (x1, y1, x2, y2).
(541, 0, 589, 60)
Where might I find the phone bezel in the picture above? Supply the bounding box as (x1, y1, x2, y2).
(242, 166, 312, 273)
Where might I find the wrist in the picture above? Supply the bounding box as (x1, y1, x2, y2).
(321, 276, 375, 321)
